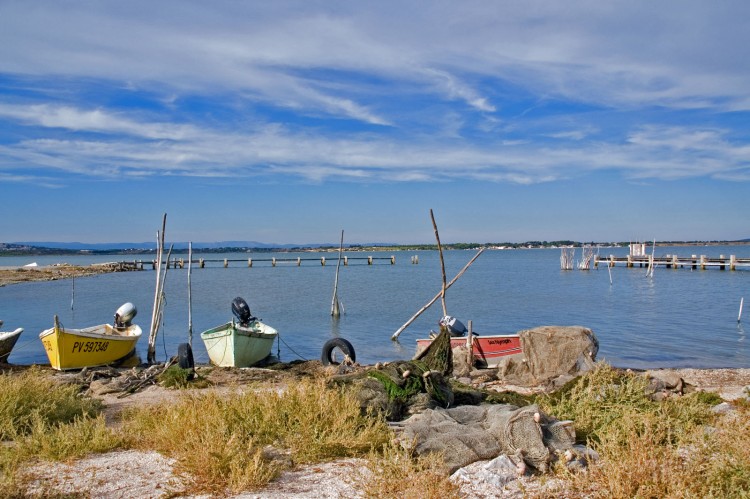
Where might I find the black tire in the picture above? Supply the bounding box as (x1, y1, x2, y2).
(321, 337, 356, 366)
(177, 343, 195, 370)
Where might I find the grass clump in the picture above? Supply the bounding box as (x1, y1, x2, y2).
(534, 363, 749, 498)
(356, 443, 461, 499)
(157, 365, 211, 389)
(0, 366, 102, 440)
(123, 378, 391, 494)
(0, 368, 122, 495)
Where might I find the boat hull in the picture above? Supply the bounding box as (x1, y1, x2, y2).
(416, 334, 522, 368)
(201, 321, 277, 367)
(0, 328, 23, 362)
(39, 323, 142, 370)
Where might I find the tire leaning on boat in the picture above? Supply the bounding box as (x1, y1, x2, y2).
(320, 338, 356, 366)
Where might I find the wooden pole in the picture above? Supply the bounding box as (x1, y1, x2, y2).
(147, 213, 167, 364)
(430, 209, 448, 317)
(391, 248, 485, 340)
(188, 242, 193, 348)
(740, 297, 745, 323)
(153, 244, 174, 356)
(331, 230, 344, 317)
(467, 320, 474, 367)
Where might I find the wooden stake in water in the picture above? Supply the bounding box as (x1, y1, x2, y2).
(607, 262, 613, 285)
(430, 209, 448, 317)
(391, 248, 484, 340)
(331, 230, 344, 317)
(70, 277, 75, 310)
(148, 213, 167, 364)
(188, 242, 193, 347)
(740, 297, 745, 323)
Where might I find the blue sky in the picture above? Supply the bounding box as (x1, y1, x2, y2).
(1, 1, 748, 245)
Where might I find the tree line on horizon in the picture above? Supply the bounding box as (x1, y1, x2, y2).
(2, 239, 749, 256)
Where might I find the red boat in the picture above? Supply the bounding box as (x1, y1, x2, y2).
(416, 333, 522, 368)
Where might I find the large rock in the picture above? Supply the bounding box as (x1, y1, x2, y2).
(496, 326, 598, 388)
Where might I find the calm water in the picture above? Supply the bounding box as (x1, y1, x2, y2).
(1, 246, 749, 369)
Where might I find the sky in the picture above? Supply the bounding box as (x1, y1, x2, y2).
(1, 1, 749, 246)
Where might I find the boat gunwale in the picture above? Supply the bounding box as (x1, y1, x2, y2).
(38, 324, 142, 341)
(415, 333, 520, 343)
(200, 321, 278, 340)
(0, 328, 23, 341)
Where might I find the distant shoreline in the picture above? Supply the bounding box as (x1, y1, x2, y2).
(2, 240, 749, 257)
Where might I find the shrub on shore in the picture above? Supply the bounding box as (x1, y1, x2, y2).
(122, 378, 392, 493)
(0, 367, 122, 496)
(536, 364, 750, 498)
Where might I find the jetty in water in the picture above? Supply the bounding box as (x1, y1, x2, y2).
(112, 255, 419, 270)
(594, 254, 750, 271)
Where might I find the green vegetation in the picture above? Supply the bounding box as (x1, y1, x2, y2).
(122, 378, 392, 493)
(535, 364, 750, 498)
(359, 443, 461, 498)
(0, 367, 122, 497)
(2, 364, 749, 498)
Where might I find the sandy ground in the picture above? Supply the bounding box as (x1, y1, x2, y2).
(13, 364, 750, 498)
(0, 263, 132, 287)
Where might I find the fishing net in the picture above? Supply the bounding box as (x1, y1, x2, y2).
(413, 327, 453, 375)
(496, 326, 599, 387)
(398, 403, 576, 473)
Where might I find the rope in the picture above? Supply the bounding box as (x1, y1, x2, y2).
(277, 332, 308, 361)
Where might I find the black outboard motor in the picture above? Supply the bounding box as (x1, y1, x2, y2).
(439, 315, 467, 337)
(231, 297, 255, 326)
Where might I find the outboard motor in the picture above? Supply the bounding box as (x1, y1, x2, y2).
(231, 297, 255, 326)
(114, 302, 137, 328)
(439, 315, 467, 337)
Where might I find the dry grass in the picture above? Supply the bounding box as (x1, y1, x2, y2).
(122, 378, 392, 494)
(535, 364, 750, 498)
(0, 366, 102, 440)
(356, 443, 461, 499)
(0, 368, 121, 497)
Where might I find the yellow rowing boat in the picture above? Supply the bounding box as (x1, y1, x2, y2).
(39, 303, 142, 370)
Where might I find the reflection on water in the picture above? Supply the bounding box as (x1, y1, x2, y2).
(1, 246, 749, 369)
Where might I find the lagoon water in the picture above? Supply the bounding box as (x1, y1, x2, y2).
(2, 246, 749, 369)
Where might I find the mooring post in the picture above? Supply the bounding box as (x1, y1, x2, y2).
(200, 258, 205, 268)
(700, 255, 706, 270)
(720, 255, 726, 270)
(272, 257, 276, 267)
(390, 255, 395, 264)
(731, 255, 737, 271)
(321, 257, 326, 266)
(248, 258, 252, 267)
(692, 255, 697, 270)
(297, 257, 301, 266)
(627, 255, 633, 267)
(344, 256, 348, 266)
(368, 256, 373, 265)
(223, 258, 228, 268)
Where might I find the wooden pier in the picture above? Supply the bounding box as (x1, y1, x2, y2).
(113, 255, 418, 270)
(594, 254, 750, 271)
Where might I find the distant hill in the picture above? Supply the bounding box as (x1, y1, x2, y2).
(7, 241, 394, 251)
(10, 241, 278, 250)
